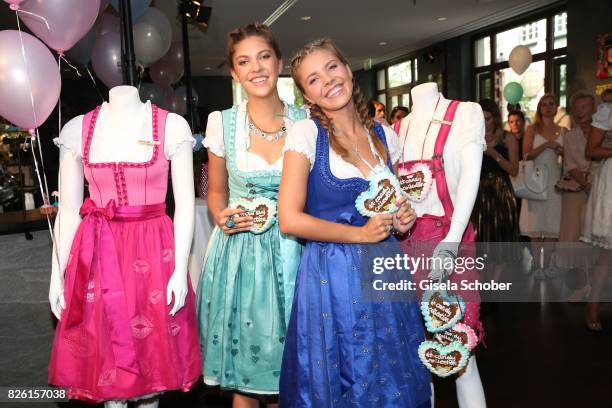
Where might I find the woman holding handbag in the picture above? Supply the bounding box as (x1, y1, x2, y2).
(519, 94, 567, 278)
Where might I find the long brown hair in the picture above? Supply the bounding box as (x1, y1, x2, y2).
(290, 38, 388, 162)
(533, 93, 557, 133)
(226, 23, 281, 69)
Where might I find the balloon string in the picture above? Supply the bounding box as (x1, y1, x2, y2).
(30, 133, 58, 259)
(59, 54, 82, 77)
(86, 66, 106, 103)
(16, 9, 50, 30)
(58, 55, 62, 152)
(16, 10, 49, 203)
(15, 11, 57, 262)
(15, 13, 39, 133)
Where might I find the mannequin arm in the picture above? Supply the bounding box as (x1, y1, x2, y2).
(445, 142, 482, 243)
(429, 143, 482, 280)
(50, 146, 85, 320)
(166, 141, 195, 316)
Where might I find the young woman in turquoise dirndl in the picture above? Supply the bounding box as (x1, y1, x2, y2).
(196, 24, 306, 407)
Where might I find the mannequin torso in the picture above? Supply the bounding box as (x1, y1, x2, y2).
(398, 83, 485, 223)
(48, 86, 201, 403)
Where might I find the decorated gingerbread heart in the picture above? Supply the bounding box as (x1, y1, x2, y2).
(398, 162, 433, 202)
(434, 323, 478, 351)
(418, 340, 469, 378)
(420, 290, 465, 333)
(355, 169, 402, 217)
(231, 197, 276, 234)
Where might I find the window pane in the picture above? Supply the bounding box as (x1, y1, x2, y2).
(277, 77, 296, 105)
(232, 81, 246, 105)
(378, 93, 386, 105)
(558, 62, 567, 108)
(474, 36, 491, 67)
(554, 12, 567, 49)
(377, 69, 386, 90)
(498, 60, 545, 122)
(495, 18, 546, 62)
(391, 95, 399, 109)
(401, 93, 410, 108)
(414, 58, 418, 82)
(476, 72, 491, 101)
(388, 60, 412, 88)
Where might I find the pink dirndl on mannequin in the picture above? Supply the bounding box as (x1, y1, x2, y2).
(398, 100, 483, 338)
(48, 105, 202, 402)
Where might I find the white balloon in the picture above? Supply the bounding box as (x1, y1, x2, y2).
(509, 45, 532, 76)
(520, 69, 544, 98)
(133, 7, 172, 66)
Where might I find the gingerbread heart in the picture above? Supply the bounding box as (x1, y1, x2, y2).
(420, 290, 465, 333)
(355, 170, 402, 217)
(231, 196, 276, 234)
(418, 340, 469, 378)
(398, 162, 433, 202)
(434, 323, 478, 351)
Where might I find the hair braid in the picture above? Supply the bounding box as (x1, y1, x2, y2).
(352, 81, 388, 163)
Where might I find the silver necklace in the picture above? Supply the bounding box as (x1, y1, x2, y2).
(248, 119, 287, 142)
(246, 102, 287, 142)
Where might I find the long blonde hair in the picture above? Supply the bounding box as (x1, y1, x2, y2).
(533, 93, 557, 133)
(290, 38, 387, 162)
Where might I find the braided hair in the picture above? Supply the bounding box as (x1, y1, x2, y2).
(290, 39, 388, 162)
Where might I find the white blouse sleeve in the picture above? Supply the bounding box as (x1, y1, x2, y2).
(455, 101, 486, 151)
(203, 111, 225, 158)
(381, 125, 401, 164)
(592, 103, 612, 131)
(164, 112, 195, 160)
(283, 119, 318, 168)
(53, 115, 83, 159)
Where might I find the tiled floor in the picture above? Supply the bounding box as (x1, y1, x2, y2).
(1, 232, 609, 407)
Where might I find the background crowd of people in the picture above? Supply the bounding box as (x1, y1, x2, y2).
(370, 89, 612, 332)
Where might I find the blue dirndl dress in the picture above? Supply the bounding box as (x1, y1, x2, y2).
(279, 120, 431, 407)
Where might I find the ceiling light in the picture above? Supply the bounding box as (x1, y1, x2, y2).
(204, 66, 211, 70)
(436, 17, 447, 21)
(378, 41, 387, 46)
(300, 16, 311, 21)
(263, 0, 298, 26)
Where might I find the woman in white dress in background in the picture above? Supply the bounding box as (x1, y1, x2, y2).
(582, 101, 612, 331)
(519, 94, 567, 278)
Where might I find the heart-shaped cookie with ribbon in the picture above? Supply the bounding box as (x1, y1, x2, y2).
(434, 322, 478, 351)
(418, 340, 469, 378)
(420, 290, 465, 333)
(231, 196, 276, 234)
(355, 170, 402, 217)
(398, 162, 433, 202)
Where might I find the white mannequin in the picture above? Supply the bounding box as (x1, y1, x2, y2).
(399, 83, 486, 408)
(49, 86, 195, 407)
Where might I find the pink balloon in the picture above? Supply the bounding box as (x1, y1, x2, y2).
(3, 0, 24, 11)
(20, 0, 100, 53)
(161, 41, 184, 83)
(96, 12, 120, 36)
(163, 91, 186, 116)
(0, 30, 61, 130)
(98, 0, 109, 14)
(91, 31, 123, 89)
(150, 60, 175, 88)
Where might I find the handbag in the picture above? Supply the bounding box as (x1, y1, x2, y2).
(511, 160, 549, 201)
